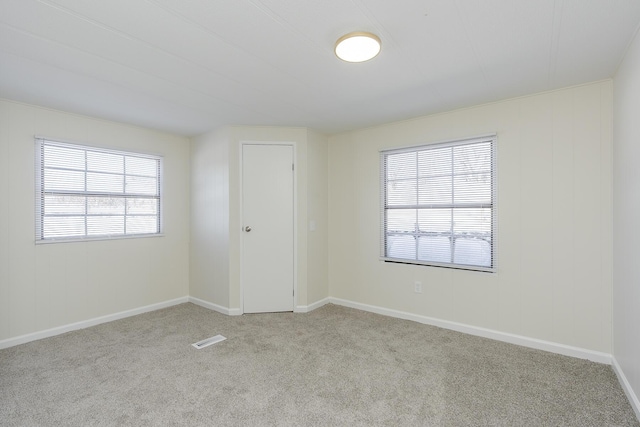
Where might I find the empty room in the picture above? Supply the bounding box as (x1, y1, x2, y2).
(2, 0, 640, 425)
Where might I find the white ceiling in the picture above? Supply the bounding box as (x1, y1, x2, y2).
(1, 0, 640, 136)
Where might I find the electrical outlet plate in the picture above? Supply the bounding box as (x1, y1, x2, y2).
(414, 281, 423, 293)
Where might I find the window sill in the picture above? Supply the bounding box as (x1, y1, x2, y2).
(381, 257, 495, 273)
(35, 233, 164, 245)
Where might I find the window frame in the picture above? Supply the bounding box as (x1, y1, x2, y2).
(380, 134, 497, 273)
(35, 137, 164, 244)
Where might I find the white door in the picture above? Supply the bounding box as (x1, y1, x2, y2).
(242, 143, 294, 313)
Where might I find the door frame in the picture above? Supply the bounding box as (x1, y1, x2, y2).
(238, 140, 298, 314)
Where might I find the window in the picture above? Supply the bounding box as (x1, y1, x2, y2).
(380, 135, 496, 272)
(35, 138, 162, 242)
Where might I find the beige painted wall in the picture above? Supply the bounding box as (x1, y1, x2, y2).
(190, 127, 230, 307)
(306, 129, 329, 305)
(0, 99, 190, 342)
(189, 126, 329, 312)
(613, 26, 640, 412)
(328, 81, 613, 353)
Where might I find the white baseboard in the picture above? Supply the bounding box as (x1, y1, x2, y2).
(191, 295, 330, 316)
(188, 296, 242, 316)
(328, 297, 612, 365)
(0, 296, 189, 350)
(294, 297, 331, 313)
(612, 357, 640, 421)
(0, 293, 614, 368)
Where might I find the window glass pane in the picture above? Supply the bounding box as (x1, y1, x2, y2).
(453, 173, 491, 204)
(387, 179, 417, 206)
(44, 169, 85, 192)
(126, 156, 158, 177)
(417, 209, 452, 263)
(386, 234, 416, 259)
(87, 197, 125, 215)
(453, 174, 491, 204)
(43, 216, 85, 238)
(87, 172, 123, 193)
(418, 176, 452, 205)
(43, 145, 85, 170)
(126, 216, 158, 234)
(127, 198, 158, 215)
(125, 176, 158, 195)
(418, 147, 451, 177)
(418, 236, 451, 263)
(454, 142, 491, 174)
(454, 238, 491, 267)
(87, 151, 123, 174)
(418, 209, 451, 233)
(44, 195, 85, 215)
(386, 152, 416, 180)
(87, 216, 124, 236)
(387, 209, 416, 233)
(453, 208, 492, 234)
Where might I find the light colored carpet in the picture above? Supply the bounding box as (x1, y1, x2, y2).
(0, 303, 638, 426)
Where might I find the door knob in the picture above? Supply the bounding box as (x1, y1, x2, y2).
(244, 226, 252, 232)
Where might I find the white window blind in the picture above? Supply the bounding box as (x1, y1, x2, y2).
(35, 138, 162, 242)
(380, 135, 496, 272)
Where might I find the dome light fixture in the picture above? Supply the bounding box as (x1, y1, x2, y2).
(334, 31, 381, 63)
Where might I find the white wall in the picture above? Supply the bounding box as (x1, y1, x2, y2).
(189, 126, 329, 312)
(613, 27, 640, 415)
(328, 81, 613, 354)
(0, 99, 190, 343)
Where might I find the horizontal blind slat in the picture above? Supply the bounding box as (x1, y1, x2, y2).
(381, 135, 496, 271)
(35, 138, 163, 242)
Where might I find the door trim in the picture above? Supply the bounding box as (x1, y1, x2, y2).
(239, 141, 297, 314)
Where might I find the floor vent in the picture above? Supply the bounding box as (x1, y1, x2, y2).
(192, 335, 226, 349)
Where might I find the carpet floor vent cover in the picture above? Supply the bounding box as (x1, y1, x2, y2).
(192, 335, 226, 349)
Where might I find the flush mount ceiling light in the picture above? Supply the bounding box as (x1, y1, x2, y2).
(334, 31, 381, 63)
